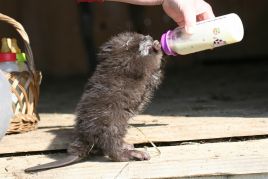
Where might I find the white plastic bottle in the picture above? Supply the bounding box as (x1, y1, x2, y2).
(0, 70, 13, 140)
(161, 13, 244, 56)
(0, 53, 19, 72)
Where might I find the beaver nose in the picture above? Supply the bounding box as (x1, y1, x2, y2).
(153, 40, 161, 51)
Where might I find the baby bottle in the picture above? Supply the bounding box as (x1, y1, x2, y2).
(11, 38, 28, 72)
(161, 13, 244, 56)
(0, 38, 19, 72)
(0, 53, 19, 72)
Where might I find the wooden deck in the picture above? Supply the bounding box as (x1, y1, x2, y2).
(1, 114, 268, 179)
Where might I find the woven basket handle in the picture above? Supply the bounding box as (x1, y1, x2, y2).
(0, 13, 35, 72)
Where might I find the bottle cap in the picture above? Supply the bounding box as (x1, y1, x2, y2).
(16, 53, 27, 62)
(161, 30, 177, 56)
(0, 53, 16, 62)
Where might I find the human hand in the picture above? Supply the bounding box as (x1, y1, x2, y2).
(162, 0, 215, 34)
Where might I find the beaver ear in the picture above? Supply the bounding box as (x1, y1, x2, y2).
(102, 43, 113, 52)
(97, 43, 113, 61)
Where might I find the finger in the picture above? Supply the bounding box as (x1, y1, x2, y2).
(196, 3, 215, 21)
(177, 20, 185, 27)
(182, 6, 197, 34)
(168, 14, 185, 27)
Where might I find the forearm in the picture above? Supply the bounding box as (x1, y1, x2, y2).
(104, 0, 163, 5)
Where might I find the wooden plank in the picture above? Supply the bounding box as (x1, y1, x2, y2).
(1, 114, 268, 154)
(1, 139, 268, 179)
(180, 175, 268, 179)
(37, 114, 76, 128)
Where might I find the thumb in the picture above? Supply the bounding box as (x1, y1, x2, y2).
(182, 6, 196, 34)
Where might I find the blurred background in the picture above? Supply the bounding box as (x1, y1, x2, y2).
(0, 0, 268, 117)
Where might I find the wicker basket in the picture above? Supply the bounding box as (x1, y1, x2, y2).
(0, 13, 42, 134)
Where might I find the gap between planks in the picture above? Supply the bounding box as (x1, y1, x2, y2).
(1, 139, 268, 179)
(1, 114, 268, 154)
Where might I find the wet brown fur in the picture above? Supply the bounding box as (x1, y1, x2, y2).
(25, 32, 163, 172)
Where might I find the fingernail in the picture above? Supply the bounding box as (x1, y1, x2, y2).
(185, 26, 196, 34)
